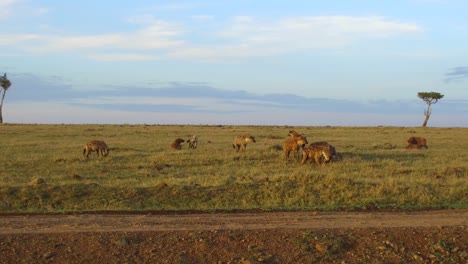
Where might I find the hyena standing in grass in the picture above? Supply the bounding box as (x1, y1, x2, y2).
(302, 141, 336, 165)
(283, 135, 308, 160)
(288, 129, 308, 153)
(232, 135, 256, 152)
(187, 135, 199, 149)
(83, 140, 110, 159)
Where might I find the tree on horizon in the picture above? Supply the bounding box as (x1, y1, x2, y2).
(0, 73, 12, 124)
(417, 91, 444, 127)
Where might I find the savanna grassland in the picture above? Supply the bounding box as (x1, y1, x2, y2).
(0, 124, 467, 213)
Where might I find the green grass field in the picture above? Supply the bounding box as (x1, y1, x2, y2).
(0, 124, 467, 213)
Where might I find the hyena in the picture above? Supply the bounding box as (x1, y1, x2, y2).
(171, 138, 185, 150)
(288, 130, 307, 152)
(283, 135, 308, 160)
(232, 135, 256, 152)
(288, 130, 302, 138)
(302, 141, 335, 165)
(406, 136, 428, 149)
(83, 140, 110, 159)
(187, 135, 199, 149)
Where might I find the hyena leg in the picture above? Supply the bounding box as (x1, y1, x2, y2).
(314, 152, 323, 165)
(301, 151, 308, 164)
(235, 145, 241, 152)
(84, 148, 90, 159)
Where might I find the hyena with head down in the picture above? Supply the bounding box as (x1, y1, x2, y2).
(232, 135, 256, 152)
(83, 140, 110, 159)
(171, 138, 185, 150)
(302, 141, 335, 165)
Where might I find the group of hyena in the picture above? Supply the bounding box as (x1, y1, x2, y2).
(283, 130, 336, 164)
(83, 130, 427, 164)
(232, 130, 336, 165)
(82, 130, 333, 165)
(82, 135, 199, 159)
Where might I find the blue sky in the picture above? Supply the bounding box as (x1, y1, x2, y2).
(1, 0, 467, 126)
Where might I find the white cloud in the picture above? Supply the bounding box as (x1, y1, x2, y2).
(0, 0, 22, 17)
(85, 53, 160, 62)
(2, 19, 184, 54)
(0, 33, 42, 45)
(0, 0, 48, 19)
(0, 14, 423, 61)
(171, 16, 423, 61)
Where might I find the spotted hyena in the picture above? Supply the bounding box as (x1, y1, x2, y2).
(406, 136, 428, 149)
(83, 140, 110, 159)
(171, 138, 185, 150)
(187, 135, 199, 149)
(232, 135, 256, 152)
(302, 141, 335, 165)
(283, 135, 308, 160)
(288, 130, 308, 150)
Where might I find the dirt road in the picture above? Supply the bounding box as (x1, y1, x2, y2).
(0, 209, 467, 263)
(1, 209, 467, 234)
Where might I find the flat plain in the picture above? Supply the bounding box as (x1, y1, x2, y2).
(1, 124, 466, 212)
(0, 124, 467, 263)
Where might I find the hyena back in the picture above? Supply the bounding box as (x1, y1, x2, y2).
(302, 142, 335, 165)
(83, 140, 110, 159)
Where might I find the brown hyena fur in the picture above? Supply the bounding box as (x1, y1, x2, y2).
(187, 135, 198, 149)
(288, 130, 308, 151)
(406, 136, 428, 149)
(171, 138, 185, 150)
(83, 140, 110, 159)
(283, 135, 308, 160)
(302, 141, 335, 164)
(232, 135, 256, 152)
(310, 141, 336, 158)
(288, 130, 302, 138)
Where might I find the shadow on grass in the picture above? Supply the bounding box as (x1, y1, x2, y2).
(340, 151, 426, 162)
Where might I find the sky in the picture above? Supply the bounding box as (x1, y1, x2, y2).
(1, 0, 467, 126)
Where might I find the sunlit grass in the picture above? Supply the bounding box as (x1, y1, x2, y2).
(0, 124, 467, 212)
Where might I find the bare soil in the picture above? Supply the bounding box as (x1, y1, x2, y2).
(0, 209, 467, 263)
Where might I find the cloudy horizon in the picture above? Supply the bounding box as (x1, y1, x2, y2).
(3, 72, 466, 127)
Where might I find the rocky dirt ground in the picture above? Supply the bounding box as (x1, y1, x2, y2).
(0, 209, 467, 263)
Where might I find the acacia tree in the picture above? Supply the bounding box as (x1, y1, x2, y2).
(418, 91, 444, 127)
(0, 73, 12, 124)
